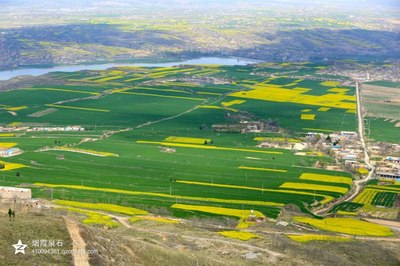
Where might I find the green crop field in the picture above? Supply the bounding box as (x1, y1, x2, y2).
(0, 63, 356, 222)
(372, 192, 398, 208)
(330, 202, 363, 213)
(368, 118, 400, 143)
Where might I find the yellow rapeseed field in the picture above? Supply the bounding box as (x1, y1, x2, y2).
(279, 182, 348, 194)
(293, 217, 393, 236)
(221, 100, 246, 107)
(219, 231, 259, 241)
(239, 165, 287, 173)
(171, 203, 265, 229)
(0, 142, 17, 148)
(320, 81, 341, 87)
(0, 161, 27, 171)
(0, 134, 16, 137)
(176, 180, 333, 205)
(60, 206, 119, 228)
(51, 146, 118, 157)
(367, 185, 400, 193)
(305, 151, 325, 156)
(54, 200, 148, 216)
(8, 122, 21, 127)
(301, 114, 316, 120)
(94, 75, 124, 82)
(303, 128, 333, 133)
(35, 183, 284, 208)
(299, 173, 352, 185)
(45, 104, 110, 112)
(286, 234, 352, 243)
(148, 68, 195, 78)
(228, 84, 356, 110)
(337, 211, 358, 216)
(199, 105, 238, 112)
(164, 136, 212, 145)
(5, 106, 28, 111)
(357, 167, 369, 175)
(129, 216, 179, 224)
(353, 189, 378, 204)
(136, 140, 283, 155)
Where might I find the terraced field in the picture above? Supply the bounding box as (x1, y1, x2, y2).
(0, 63, 357, 226)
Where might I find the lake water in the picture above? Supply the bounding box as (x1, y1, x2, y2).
(0, 57, 260, 81)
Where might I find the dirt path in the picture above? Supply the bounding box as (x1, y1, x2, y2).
(133, 94, 227, 130)
(109, 214, 284, 259)
(65, 218, 90, 266)
(364, 218, 400, 231)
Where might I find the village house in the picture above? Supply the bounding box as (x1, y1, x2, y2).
(0, 186, 32, 200)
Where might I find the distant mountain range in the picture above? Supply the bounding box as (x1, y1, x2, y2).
(0, 0, 398, 70)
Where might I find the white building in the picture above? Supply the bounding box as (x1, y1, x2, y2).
(385, 156, 400, 164)
(340, 131, 358, 137)
(0, 186, 32, 199)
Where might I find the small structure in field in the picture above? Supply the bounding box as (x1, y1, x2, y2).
(160, 147, 176, 153)
(0, 148, 23, 157)
(0, 186, 31, 200)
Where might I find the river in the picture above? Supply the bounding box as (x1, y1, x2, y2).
(0, 57, 260, 81)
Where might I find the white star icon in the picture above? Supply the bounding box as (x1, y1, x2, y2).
(12, 239, 28, 255)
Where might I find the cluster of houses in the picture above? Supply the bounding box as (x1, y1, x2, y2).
(306, 131, 371, 173)
(212, 121, 265, 133)
(27, 126, 85, 132)
(0, 126, 27, 132)
(375, 156, 400, 180)
(0, 125, 85, 133)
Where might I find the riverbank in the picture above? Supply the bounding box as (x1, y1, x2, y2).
(0, 57, 260, 81)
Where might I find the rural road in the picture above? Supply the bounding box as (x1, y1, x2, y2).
(345, 82, 375, 201)
(314, 82, 375, 215)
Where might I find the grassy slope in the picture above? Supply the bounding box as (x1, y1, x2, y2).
(0, 211, 72, 265)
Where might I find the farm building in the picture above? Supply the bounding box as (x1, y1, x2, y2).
(212, 124, 243, 133)
(341, 154, 357, 161)
(0, 148, 22, 157)
(0, 186, 32, 199)
(340, 131, 358, 138)
(376, 172, 400, 179)
(384, 156, 400, 164)
(306, 132, 323, 137)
